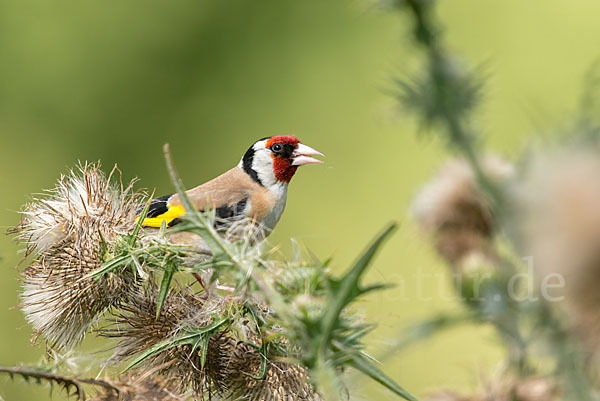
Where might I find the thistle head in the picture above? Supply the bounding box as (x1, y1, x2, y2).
(11, 162, 145, 348)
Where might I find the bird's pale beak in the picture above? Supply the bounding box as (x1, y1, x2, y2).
(291, 143, 325, 166)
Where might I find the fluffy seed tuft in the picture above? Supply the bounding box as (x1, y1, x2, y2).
(11, 162, 145, 348)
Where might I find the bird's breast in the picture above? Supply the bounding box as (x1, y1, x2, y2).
(262, 190, 287, 231)
(248, 184, 288, 233)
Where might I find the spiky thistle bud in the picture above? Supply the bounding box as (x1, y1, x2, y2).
(10, 162, 145, 348)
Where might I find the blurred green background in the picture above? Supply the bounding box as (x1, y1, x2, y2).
(1, 0, 598, 399)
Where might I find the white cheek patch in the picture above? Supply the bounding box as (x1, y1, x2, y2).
(252, 149, 278, 188)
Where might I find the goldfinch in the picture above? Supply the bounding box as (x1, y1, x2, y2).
(142, 135, 324, 237)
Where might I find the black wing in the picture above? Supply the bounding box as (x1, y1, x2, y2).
(142, 194, 248, 228)
(146, 194, 172, 218)
(140, 194, 181, 228)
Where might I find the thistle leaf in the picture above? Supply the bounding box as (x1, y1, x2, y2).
(155, 257, 177, 319)
(347, 355, 417, 401)
(319, 223, 398, 355)
(130, 193, 153, 246)
(199, 333, 210, 369)
(89, 253, 131, 279)
(244, 342, 269, 380)
(123, 317, 230, 372)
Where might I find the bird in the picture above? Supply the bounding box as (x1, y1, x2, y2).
(141, 135, 324, 242)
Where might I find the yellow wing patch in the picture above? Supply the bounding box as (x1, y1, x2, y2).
(142, 204, 186, 228)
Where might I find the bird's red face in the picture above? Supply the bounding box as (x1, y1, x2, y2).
(265, 135, 324, 183)
(241, 135, 324, 188)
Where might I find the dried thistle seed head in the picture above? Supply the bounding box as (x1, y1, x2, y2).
(21, 235, 138, 348)
(509, 147, 600, 352)
(104, 283, 227, 395)
(207, 337, 319, 401)
(106, 283, 320, 400)
(13, 162, 142, 254)
(413, 155, 514, 269)
(12, 162, 146, 348)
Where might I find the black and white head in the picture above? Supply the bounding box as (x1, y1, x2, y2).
(239, 135, 324, 189)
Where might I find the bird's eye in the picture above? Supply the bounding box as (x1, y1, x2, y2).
(271, 143, 282, 153)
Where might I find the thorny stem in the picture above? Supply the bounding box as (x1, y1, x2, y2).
(397, 0, 598, 395)
(536, 301, 595, 401)
(397, 0, 525, 373)
(0, 366, 119, 400)
(400, 0, 502, 209)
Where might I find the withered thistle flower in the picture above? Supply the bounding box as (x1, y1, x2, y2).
(104, 283, 319, 400)
(413, 155, 514, 271)
(103, 284, 209, 395)
(509, 147, 600, 353)
(11, 162, 145, 348)
(206, 335, 317, 401)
